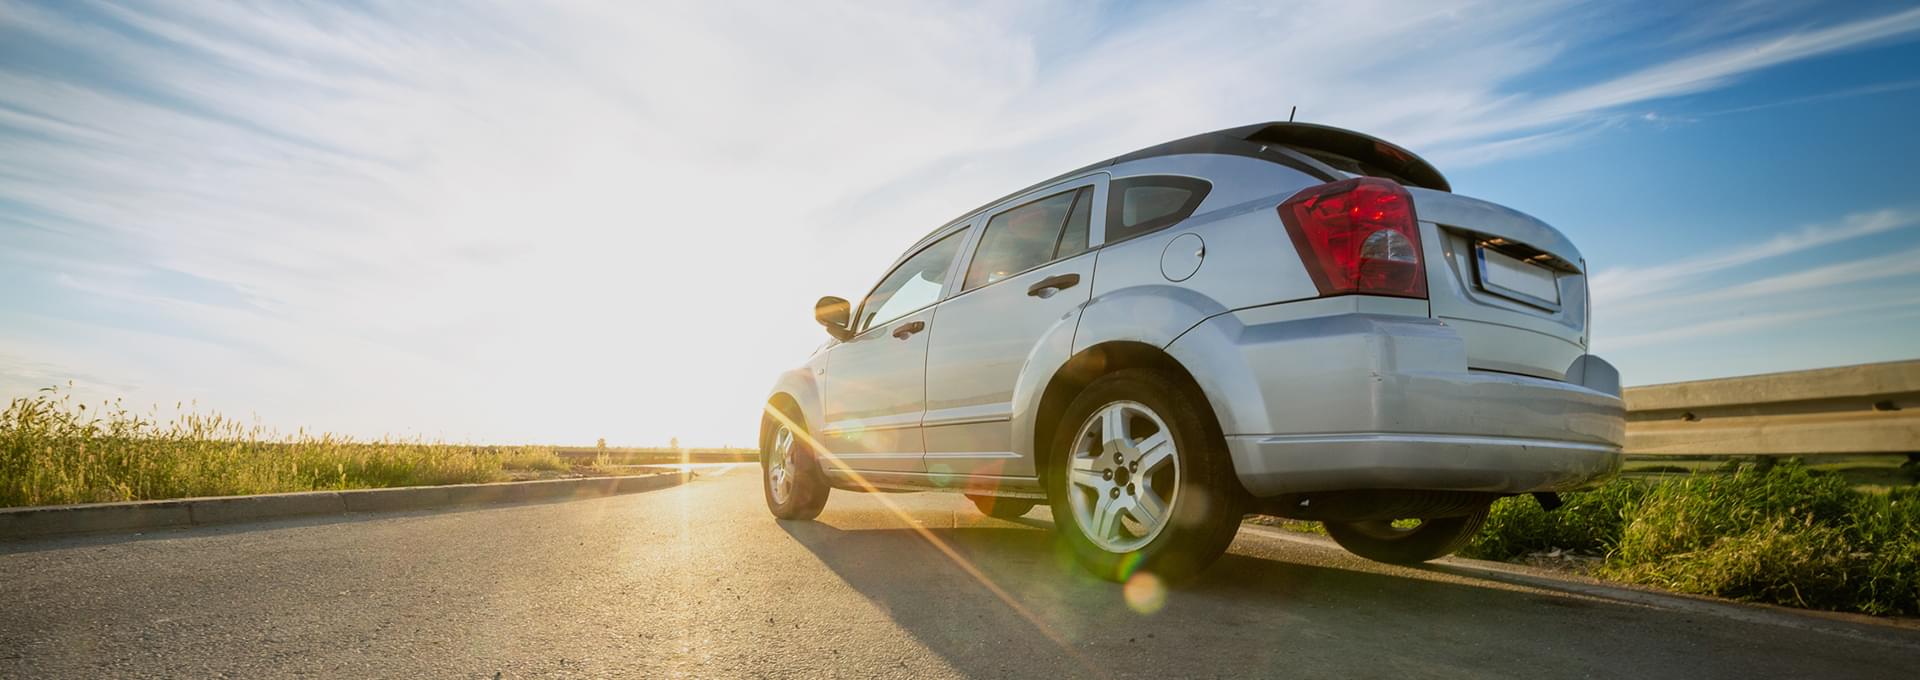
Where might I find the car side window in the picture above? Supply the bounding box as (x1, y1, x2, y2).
(964, 187, 1091, 291)
(857, 231, 965, 333)
(1105, 176, 1212, 243)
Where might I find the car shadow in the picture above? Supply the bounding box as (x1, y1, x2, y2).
(774, 515, 1895, 679)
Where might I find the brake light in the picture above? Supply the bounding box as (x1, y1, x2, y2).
(1277, 177, 1427, 299)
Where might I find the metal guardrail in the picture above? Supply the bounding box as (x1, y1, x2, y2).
(1624, 360, 1920, 457)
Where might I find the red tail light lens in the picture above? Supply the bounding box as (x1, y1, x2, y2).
(1278, 177, 1427, 299)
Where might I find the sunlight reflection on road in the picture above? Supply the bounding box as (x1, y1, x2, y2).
(762, 405, 1109, 678)
(604, 463, 742, 476)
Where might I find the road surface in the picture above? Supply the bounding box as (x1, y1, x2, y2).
(3, 468, 1915, 678)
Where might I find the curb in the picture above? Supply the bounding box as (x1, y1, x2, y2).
(0, 472, 689, 542)
(1237, 524, 1920, 646)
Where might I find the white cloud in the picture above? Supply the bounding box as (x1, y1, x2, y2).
(1618, 245, 1920, 314)
(3, 1, 1919, 442)
(1602, 292, 1920, 351)
(1586, 206, 1920, 379)
(1589, 209, 1919, 307)
(1529, 5, 1920, 123)
(1417, 5, 1920, 163)
(1691, 77, 1920, 118)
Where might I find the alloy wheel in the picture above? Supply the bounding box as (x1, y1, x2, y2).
(1066, 400, 1180, 553)
(767, 425, 796, 506)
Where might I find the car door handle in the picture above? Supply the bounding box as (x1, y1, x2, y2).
(891, 320, 925, 340)
(1027, 273, 1081, 297)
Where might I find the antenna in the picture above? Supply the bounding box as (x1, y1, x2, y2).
(1288, 106, 1297, 122)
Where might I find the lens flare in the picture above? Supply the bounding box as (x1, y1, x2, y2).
(1123, 571, 1166, 614)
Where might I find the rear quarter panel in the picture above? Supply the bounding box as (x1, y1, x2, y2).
(1074, 154, 1326, 351)
(1005, 154, 1328, 461)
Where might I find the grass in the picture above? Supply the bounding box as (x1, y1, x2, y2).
(14, 386, 1913, 615)
(1462, 463, 1920, 616)
(0, 389, 590, 508)
(1622, 454, 1919, 491)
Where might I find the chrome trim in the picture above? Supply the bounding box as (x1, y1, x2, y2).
(922, 451, 1020, 459)
(919, 413, 1011, 428)
(820, 420, 921, 436)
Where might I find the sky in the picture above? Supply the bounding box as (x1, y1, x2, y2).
(2, 0, 1918, 446)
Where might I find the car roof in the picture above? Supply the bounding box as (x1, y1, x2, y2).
(912, 122, 1449, 249)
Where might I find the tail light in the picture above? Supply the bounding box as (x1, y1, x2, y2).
(1278, 177, 1427, 299)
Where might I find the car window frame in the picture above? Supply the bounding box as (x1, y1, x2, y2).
(960, 187, 1089, 293)
(850, 226, 970, 338)
(1102, 174, 1213, 246)
(944, 172, 1109, 301)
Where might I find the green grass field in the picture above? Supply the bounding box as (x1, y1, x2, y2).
(1623, 455, 1920, 492)
(0, 390, 594, 508)
(1464, 463, 1920, 616)
(1252, 459, 1919, 616)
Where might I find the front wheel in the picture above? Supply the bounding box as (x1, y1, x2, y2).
(1047, 369, 1242, 584)
(763, 416, 829, 520)
(1323, 506, 1490, 565)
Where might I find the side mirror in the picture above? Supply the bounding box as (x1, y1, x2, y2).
(815, 296, 853, 340)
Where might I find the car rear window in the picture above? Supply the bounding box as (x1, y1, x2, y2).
(1106, 176, 1211, 243)
(1292, 147, 1416, 186)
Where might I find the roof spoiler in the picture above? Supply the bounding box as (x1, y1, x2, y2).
(1222, 122, 1451, 193)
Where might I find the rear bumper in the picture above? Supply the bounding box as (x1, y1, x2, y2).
(1224, 432, 1620, 496)
(1165, 297, 1625, 497)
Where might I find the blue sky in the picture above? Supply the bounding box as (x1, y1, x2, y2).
(2, 0, 1918, 445)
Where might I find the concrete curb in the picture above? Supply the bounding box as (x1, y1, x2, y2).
(1237, 524, 1920, 646)
(0, 472, 689, 542)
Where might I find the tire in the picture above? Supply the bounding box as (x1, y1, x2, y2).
(1323, 505, 1491, 565)
(968, 495, 1038, 519)
(762, 410, 829, 520)
(1046, 369, 1242, 584)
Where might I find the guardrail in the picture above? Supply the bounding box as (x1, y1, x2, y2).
(1624, 360, 1920, 457)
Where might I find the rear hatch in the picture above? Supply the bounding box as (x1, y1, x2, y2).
(1237, 122, 1589, 381)
(1406, 187, 1588, 381)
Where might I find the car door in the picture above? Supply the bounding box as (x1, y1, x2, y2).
(921, 176, 1104, 479)
(819, 227, 969, 474)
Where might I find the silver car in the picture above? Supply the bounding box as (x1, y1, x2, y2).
(762, 122, 1625, 582)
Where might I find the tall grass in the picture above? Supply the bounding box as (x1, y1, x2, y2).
(1465, 464, 1920, 616)
(0, 389, 576, 507)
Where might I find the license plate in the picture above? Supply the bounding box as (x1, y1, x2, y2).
(1475, 246, 1560, 308)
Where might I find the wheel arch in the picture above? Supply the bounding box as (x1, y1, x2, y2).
(763, 392, 804, 451)
(763, 365, 823, 454)
(1028, 341, 1226, 489)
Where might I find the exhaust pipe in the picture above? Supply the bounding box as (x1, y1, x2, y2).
(1532, 492, 1564, 511)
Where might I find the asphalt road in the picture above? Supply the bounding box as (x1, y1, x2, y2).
(4, 469, 1915, 678)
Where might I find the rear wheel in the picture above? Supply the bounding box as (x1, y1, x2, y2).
(1047, 369, 1242, 584)
(967, 495, 1038, 519)
(763, 414, 829, 520)
(1323, 505, 1490, 564)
